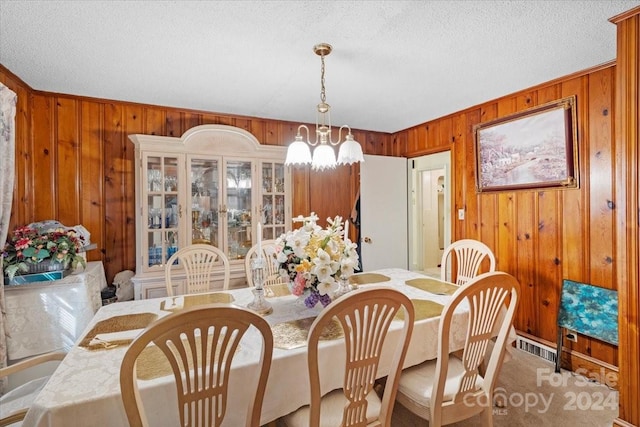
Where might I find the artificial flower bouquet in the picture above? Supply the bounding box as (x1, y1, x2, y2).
(2, 225, 87, 279)
(275, 213, 359, 308)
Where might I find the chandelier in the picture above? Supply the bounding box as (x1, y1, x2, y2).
(284, 43, 364, 171)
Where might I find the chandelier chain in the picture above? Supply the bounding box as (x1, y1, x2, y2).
(320, 54, 326, 104)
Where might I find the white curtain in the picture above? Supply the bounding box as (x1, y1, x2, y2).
(0, 83, 17, 393)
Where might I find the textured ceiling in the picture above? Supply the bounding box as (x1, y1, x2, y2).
(1, 0, 638, 133)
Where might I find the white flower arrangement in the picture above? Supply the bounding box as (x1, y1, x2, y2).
(275, 213, 359, 308)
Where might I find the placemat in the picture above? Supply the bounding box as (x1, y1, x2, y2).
(79, 312, 158, 351)
(395, 299, 444, 321)
(265, 283, 291, 298)
(272, 317, 344, 350)
(160, 292, 235, 312)
(349, 273, 391, 286)
(405, 278, 458, 295)
(136, 334, 240, 381)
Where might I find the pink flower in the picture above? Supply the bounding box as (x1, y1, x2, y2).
(14, 238, 31, 250)
(291, 274, 307, 296)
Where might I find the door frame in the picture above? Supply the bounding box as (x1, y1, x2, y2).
(407, 151, 452, 272)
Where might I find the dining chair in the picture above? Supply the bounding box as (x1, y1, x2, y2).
(165, 243, 230, 296)
(120, 304, 273, 427)
(244, 239, 285, 289)
(440, 239, 496, 286)
(0, 351, 66, 426)
(281, 287, 415, 427)
(396, 271, 520, 427)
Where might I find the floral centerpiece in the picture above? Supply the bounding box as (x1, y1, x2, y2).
(275, 213, 359, 308)
(2, 225, 87, 279)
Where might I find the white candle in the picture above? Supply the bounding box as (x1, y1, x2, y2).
(344, 220, 349, 243)
(257, 222, 263, 259)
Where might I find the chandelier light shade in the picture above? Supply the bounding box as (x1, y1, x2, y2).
(284, 43, 365, 171)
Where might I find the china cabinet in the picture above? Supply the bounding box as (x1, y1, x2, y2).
(129, 125, 291, 299)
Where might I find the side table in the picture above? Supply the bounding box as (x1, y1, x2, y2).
(4, 261, 107, 361)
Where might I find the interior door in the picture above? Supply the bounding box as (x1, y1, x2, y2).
(360, 154, 408, 270)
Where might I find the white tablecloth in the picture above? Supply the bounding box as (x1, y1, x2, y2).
(24, 268, 493, 426)
(5, 261, 106, 360)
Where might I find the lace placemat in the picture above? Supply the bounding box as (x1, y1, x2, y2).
(272, 317, 344, 350)
(405, 278, 458, 295)
(136, 334, 241, 380)
(349, 273, 391, 286)
(160, 292, 235, 312)
(78, 312, 158, 351)
(395, 299, 444, 321)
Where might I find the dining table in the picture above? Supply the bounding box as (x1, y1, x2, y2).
(23, 268, 513, 426)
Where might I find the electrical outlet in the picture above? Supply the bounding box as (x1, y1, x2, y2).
(458, 209, 465, 220)
(566, 329, 578, 343)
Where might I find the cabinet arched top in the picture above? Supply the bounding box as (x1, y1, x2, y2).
(129, 124, 286, 158)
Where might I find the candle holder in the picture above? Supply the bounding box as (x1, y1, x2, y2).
(333, 275, 354, 299)
(247, 257, 273, 315)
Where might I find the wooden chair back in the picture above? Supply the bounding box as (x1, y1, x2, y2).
(120, 304, 273, 427)
(0, 352, 66, 426)
(165, 244, 230, 296)
(398, 271, 520, 427)
(306, 287, 414, 427)
(440, 239, 496, 285)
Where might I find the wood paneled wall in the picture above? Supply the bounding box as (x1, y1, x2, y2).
(0, 64, 387, 288)
(394, 63, 620, 371)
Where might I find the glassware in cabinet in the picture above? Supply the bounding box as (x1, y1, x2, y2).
(144, 154, 181, 269)
(189, 157, 220, 247)
(260, 161, 287, 239)
(226, 160, 252, 260)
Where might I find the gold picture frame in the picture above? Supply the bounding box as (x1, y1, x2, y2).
(474, 96, 579, 192)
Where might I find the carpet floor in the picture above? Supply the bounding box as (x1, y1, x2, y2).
(391, 347, 619, 426)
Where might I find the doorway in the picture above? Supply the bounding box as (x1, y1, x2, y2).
(407, 151, 451, 277)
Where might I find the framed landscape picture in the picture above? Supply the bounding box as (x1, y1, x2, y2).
(474, 96, 579, 192)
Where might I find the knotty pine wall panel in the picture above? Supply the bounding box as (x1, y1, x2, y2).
(515, 192, 537, 335)
(143, 107, 165, 135)
(308, 165, 353, 228)
(536, 190, 562, 342)
(103, 102, 130, 278)
(31, 94, 56, 222)
(184, 112, 201, 132)
(388, 131, 406, 157)
(56, 97, 81, 225)
(398, 64, 619, 369)
(165, 110, 183, 137)
(587, 67, 616, 288)
(80, 101, 105, 261)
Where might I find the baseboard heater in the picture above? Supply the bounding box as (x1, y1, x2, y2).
(515, 335, 557, 364)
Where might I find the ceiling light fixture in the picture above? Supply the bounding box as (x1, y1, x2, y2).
(284, 43, 364, 171)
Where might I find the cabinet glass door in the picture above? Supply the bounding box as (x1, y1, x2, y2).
(225, 160, 253, 260)
(145, 155, 180, 268)
(261, 161, 287, 240)
(189, 157, 220, 248)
